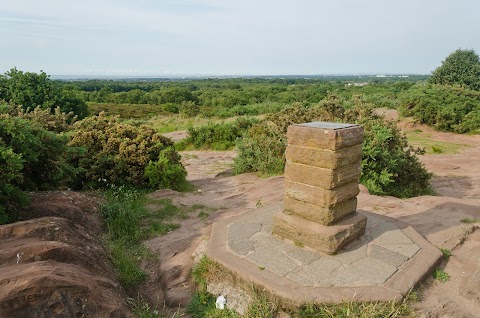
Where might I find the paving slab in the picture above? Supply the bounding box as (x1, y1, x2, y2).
(368, 244, 409, 267)
(207, 204, 443, 304)
(246, 246, 298, 276)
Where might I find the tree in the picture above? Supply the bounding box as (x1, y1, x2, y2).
(179, 100, 199, 117)
(0, 68, 88, 119)
(430, 49, 480, 90)
(0, 68, 54, 108)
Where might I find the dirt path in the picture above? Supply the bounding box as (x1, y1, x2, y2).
(145, 123, 480, 317)
(141, 151, 284, 307)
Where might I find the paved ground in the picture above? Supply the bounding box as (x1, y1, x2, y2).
(207, 203, 442, 303)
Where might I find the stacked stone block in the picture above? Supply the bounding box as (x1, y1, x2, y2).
(273, 122, 367, 254)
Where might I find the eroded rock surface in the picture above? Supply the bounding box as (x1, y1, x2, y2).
(0, 192, 132, 318)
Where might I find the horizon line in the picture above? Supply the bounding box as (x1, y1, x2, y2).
(51, 73, 430, 80)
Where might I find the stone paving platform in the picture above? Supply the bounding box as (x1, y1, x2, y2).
(207, 204, 442, 304)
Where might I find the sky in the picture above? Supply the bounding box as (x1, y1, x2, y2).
(1, 0, 479, 76)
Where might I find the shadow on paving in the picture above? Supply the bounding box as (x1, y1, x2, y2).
(398, 201, 480, 238)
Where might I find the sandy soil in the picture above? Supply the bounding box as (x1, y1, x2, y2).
(145, 120, 480, 317)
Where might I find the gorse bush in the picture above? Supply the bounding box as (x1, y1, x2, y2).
(360, 119, 432, 197)
(234, 122, 287, 176)
(0, 114, 75, 190)
(68, 112, 188, 190)
(178, 117, 258, 151)
(0, 106, 189, 223)
(144, 147, 189, 191)
(0, 103, 76, 133)
(235, 95, 432, 198)
(0, 111, 75, 223)
(399, 84, 480, 133)
(0, 141, 25, 224)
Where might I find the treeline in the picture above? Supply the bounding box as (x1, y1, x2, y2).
(61, 75, 480, 134)
(59, 77, 421, 118)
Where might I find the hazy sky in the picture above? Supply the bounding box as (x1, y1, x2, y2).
(1, 0, 479, 76)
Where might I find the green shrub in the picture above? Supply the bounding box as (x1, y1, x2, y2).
(399, 84, 480, 133)
(453, 109, 480, 134)
(179, 100, 200, 117)
(181, 117, 258, 151)
(235, 96, 433, 198)
(68, 112, 188, 190)
(360, 119, 432, 197)
(0, 113, 75, 223)
(0, 114, 75, 189)
(0, 143, 25, 224)
(161, 102, 179, 114)
(144, 147, 189, 191)
(234, 122, 287, 176)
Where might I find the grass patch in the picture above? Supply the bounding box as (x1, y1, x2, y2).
(101, 186, 149, 288)
(440, 248, 452, 261)
(431, 145, 443, 153)
(297, 292, 415, 318)
(101, 186, 204, 290)
(460, 218, 479, 224)
(182, 153, 199, 159)
(406, 131, 468, 154)
(294, 241, 304, 248)
(128, 295, 182, 318)
(145, 115, 222, 134)
(433, 268, 449, 282)
(175, 117, 258, 151)
(187, 257, 240, 317)
(141, 198, 210, 238)
(198, 210, 210, 220)
(106, 240, 149, 288)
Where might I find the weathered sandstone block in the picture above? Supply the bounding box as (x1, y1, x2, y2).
(272, 212, 367, 254)
(285, 162, 361, 189)
(286, 144, 362, 169)
(287, 123, 364, 150)
(284, 196, 356, 225)
(284, 179, 360, 207)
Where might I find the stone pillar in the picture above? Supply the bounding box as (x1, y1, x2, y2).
(272, 122, 367, 254)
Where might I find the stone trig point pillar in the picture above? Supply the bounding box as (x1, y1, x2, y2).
(273, 122, 367, 254)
